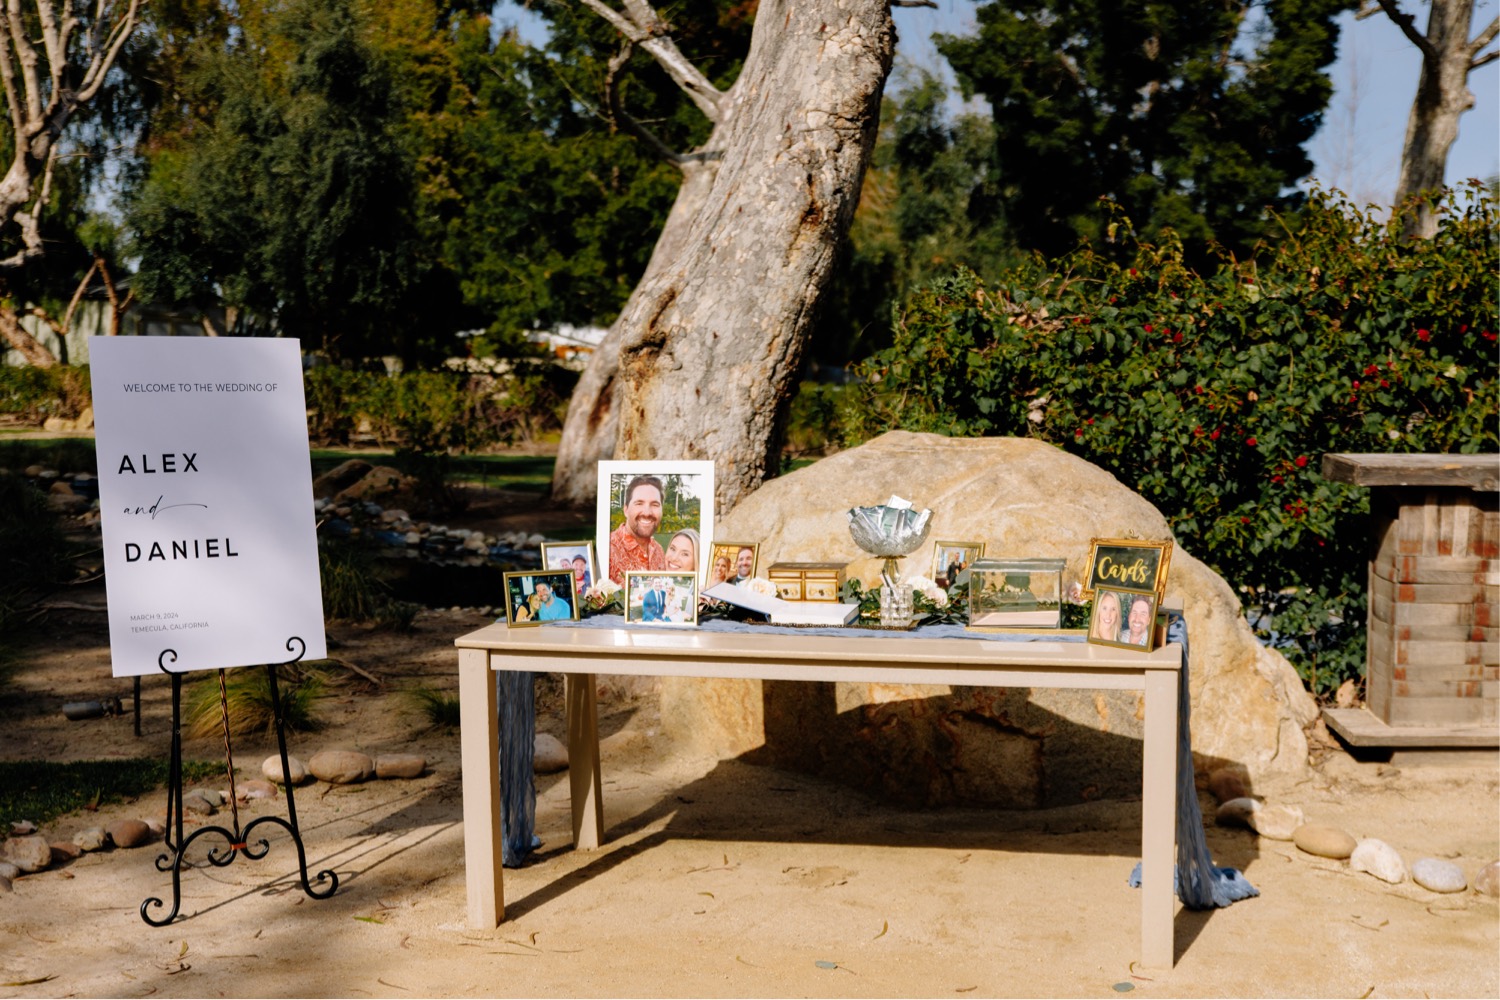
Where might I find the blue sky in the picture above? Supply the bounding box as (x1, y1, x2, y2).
(500, 2, 1499, 210)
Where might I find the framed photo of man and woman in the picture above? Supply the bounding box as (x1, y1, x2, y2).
(931, 540, 984, 588)
(706, 541, 758, 590)
(596, 461, 715, 588)
(624, 571, 699, 626)
(539, 541, 597, 603)
(503, 570, 578, 627)
(1084, 538, 1171, 651)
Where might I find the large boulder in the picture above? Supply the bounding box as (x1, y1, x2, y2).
(662, 431, 1315, 807)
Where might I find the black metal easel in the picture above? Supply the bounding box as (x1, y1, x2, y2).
(140, 637, 338, 926)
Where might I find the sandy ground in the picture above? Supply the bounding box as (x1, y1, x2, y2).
(1, 502, 1497, 998)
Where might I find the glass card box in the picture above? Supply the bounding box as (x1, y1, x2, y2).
(967, 558, 1066, 629)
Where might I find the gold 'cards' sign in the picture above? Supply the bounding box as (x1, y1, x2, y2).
(1085, 538, 1173, 598)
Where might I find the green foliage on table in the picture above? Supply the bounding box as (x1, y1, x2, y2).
(837, 185, 1499, 695)
(0, 758, 218, 829)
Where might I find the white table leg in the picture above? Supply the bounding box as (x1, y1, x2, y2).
(1140, 666, 1179, 968)
(459, 647, 504, 928)
(566, 672, 605, 850)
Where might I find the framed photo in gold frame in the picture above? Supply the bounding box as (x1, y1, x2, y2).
(931, 540, 985, 588)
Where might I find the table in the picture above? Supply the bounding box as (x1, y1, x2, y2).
(454, 622, 1184, 968)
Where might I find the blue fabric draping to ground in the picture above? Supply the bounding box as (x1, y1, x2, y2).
(497, 612, 1258, 906)
(496, 670, 538, 867)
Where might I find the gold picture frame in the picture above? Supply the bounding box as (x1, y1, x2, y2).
(931, 540, 985, 588)
(502, 570, 579, 627)
(1084, 538, 1172, 599)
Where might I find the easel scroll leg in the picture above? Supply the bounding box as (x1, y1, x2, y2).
(1141, 666, 1179, 969)
(459, 647, 504, 928)
(565, 672, 604, 851)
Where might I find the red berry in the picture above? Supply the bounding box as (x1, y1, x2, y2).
(1143, 324, 1153, 333)
(1210, 429, 1221, 441)
(1295, 455, 1308, 468)
(1417, 328, 1431, 341)
(1246, 437, 1258, 447)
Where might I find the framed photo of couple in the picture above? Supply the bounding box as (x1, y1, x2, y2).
(1087, 588, 1158, 650)
(502, 570, 578, 627)
(596, 460, 715, 588)
(624, 571, 699, 627)
(540, 541, 597, 603)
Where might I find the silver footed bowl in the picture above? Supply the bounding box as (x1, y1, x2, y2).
(846, 505, 932, 558)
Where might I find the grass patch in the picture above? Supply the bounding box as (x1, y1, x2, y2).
(408, 686, 460, 728)
(186, 667, 326, 739)
(0, 758, 219, 828)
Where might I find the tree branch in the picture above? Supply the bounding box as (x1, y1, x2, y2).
(578, 0, 726, 122)
(7, 0, 44, 126)
(77, 0, 143, 103)
(1374, 0, 1437, 61)
(604, 42, 684, 164)
(1470, 16, 1498, 63)
(891, 1, 939, 7)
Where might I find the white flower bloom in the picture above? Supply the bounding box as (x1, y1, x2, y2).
(746, 577, 779, 597)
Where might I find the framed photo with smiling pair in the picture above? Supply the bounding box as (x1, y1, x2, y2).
(1087, 588, 1159, 650)
(596, 460, 715, 588)
(502, 570, 578, 627)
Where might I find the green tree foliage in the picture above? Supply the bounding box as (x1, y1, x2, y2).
(819, 70, 1002, 363)
(437, 2, 752, 349)
(128, 0, 478, 363)
(839, 184, 1499, 694)
(937, 0, 1349, 262)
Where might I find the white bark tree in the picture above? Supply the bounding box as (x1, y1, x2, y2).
(551, 0, 908, 515)
(0, 0, 143, 365)
(1361, 0, 1498, 237)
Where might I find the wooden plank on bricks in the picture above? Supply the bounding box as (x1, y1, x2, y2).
(1385, 623, 1500, 644)
(1371, 599, 1465, 628)
(1372, 555, 1497, 585)
(1387, 697, 1487, 728)
(1394, 582, 1490, 605)
(1395, 661, 1488, 684)
(1399, 678, 1484, 699)
(1398, 640, 1487, 667)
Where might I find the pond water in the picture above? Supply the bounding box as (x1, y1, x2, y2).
(373, 554, 536, 608)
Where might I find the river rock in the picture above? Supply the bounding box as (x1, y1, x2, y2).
(72, 827, 108, 852)
(1411, 858, 1467, 893)
(1214, 797, 1260, 828)
(334, 466, 417, 504)
(1474, 861, 1499, 897)
(1350, 839, 1407, 884)
(666, 432, 1316, 808)
(182, 791, 217, 816)
(10, 820, 36, 836)
(1247, 803, 1305, 841)
(1293, 823, 1358, 859)
(2, 836, 52, 872)
(108, 819, 154, 849)
(0, 860, 19, 880)
(1207, 767, 1249, 803)
(0, 874, 10, 892)
(375, 753, 426, 779)
(309, 750, 374, 784)
(312, 459, 374, 500)
(237, 779, 278, 801)
(534, 733, 569, 774)
(144, 818, 165, 837)
(262, 754, 309, 785)
(48, 841, 81, 862)
(196, 788, 224, 807)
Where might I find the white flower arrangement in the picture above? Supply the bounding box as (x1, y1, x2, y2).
(745, 577, 779, 597)
(583, 577, 623, 612)
(903, 575, 949, 609)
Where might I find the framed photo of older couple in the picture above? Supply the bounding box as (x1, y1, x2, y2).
(596, 460, 715, 589)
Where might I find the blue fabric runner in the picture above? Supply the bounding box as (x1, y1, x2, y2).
(496, 612, 1258, 906)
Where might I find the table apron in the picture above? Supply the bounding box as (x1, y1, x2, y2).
(482, 650, 1166, 690)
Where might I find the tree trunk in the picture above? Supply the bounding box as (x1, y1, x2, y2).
(1391, 0, 1482, 238)
(551, 0, 895, 515)
(0, 302, 58, 367)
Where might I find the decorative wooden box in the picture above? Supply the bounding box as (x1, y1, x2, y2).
(767, 562, 846, 602)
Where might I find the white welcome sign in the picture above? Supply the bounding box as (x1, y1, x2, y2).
(90, 336, 327, 677)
